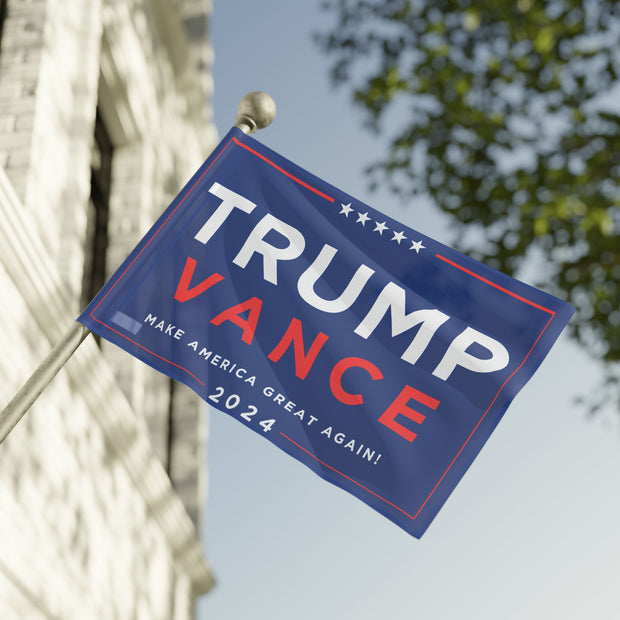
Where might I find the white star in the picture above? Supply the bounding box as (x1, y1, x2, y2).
(374, 221, 388, 235)
(391, 230, 406, 244)
(340, 202, 354, 217)
(356, 211, 371, 226)
(410, 240, 426, 253)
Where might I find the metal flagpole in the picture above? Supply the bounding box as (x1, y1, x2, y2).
(0, 91, 277, 445)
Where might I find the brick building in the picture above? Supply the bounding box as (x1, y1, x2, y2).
(0, 0, 216, 618)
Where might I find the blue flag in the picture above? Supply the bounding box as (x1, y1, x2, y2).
(78, 128, 574, 538)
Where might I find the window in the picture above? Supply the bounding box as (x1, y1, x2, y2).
(82, 109, 113, 311)
(0, 0, 7, 48)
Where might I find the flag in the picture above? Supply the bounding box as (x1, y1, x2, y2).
(78, 127, 575, 538)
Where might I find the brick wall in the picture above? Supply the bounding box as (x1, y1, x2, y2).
(0, 0, 216, 617)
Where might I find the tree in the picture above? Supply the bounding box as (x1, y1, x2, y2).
(317, 0, 620, 411)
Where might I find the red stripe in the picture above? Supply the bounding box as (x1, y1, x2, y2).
(435, 254, 555, 315)
(232, 137, 335, 203)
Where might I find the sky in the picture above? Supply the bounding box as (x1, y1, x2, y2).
(198, 2, 620, 619)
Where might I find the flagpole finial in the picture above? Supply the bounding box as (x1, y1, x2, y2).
(235, 92, 276, 134)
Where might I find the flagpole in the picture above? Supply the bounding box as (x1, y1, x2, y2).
(0, 91, 277, 445)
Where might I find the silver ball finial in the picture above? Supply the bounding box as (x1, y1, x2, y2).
(235, 91, 277, 134)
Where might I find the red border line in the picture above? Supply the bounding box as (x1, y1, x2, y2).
(279, 432, 417, 520)
(436, 254, 555, 316)
(281, 256, 558, 523)
(90, 134, 559, 525)
(232, 137, 335, 203)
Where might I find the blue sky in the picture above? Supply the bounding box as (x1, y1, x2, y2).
(198, 2, 620, 618)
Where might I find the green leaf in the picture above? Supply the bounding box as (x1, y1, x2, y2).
(318, 0, 620, 402)
(534, 26, 556, 54)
